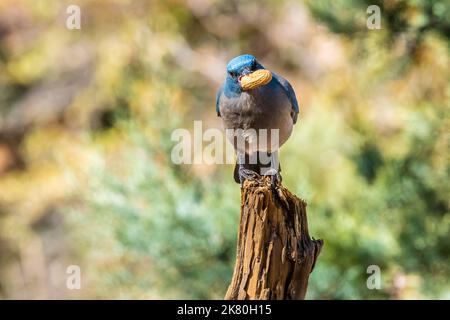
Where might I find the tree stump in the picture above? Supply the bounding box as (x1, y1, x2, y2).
(225, 177, 323, 300)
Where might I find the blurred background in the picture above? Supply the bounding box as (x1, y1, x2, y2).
(0, 0, 449, 299)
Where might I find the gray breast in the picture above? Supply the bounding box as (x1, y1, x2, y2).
(219, 80, 294, 153)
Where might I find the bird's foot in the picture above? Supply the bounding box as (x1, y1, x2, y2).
(263, 168, 282, 189)
(263, 169, 289, 209)
(238, 168, 259, 188)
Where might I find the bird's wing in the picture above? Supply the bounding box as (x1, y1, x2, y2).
(272, 72, 299, 123)
(216, 85, 223, 117)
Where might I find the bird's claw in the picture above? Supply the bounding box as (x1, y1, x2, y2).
(238, 168, 259, 188)
(264, 170, 289, 209)
(263, 169, 281, 189)
(269, 172, 281, 196)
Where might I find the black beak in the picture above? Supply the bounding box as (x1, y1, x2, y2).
(238, 67, 252, 83)
(241, 67, 251, 76)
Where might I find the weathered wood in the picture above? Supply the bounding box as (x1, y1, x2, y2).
(225, 177, 323, 300)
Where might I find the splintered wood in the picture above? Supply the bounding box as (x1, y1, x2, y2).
(225, 177, 323, 300)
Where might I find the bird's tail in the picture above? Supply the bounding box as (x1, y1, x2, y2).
(233, 151, 281, 184)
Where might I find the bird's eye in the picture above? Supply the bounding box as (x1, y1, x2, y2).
(229, 72, 236, 78)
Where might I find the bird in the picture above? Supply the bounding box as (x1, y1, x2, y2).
(216, 54, 299, 189)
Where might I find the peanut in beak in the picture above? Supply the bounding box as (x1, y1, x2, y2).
(240, 69, 272, 91)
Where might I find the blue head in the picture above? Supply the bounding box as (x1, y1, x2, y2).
(224, 54, 265, 97)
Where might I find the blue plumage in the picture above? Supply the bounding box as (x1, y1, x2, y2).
(215, 54, 300, 186)
(217, 54, 299, 121)
(226, 54, 257, 75)
(272, 72, 300, 115)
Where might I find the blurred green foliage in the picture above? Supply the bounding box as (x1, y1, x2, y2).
(0, 0, 448, 299)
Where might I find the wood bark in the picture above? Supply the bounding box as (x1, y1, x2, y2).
(225, 177, 323, 300)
